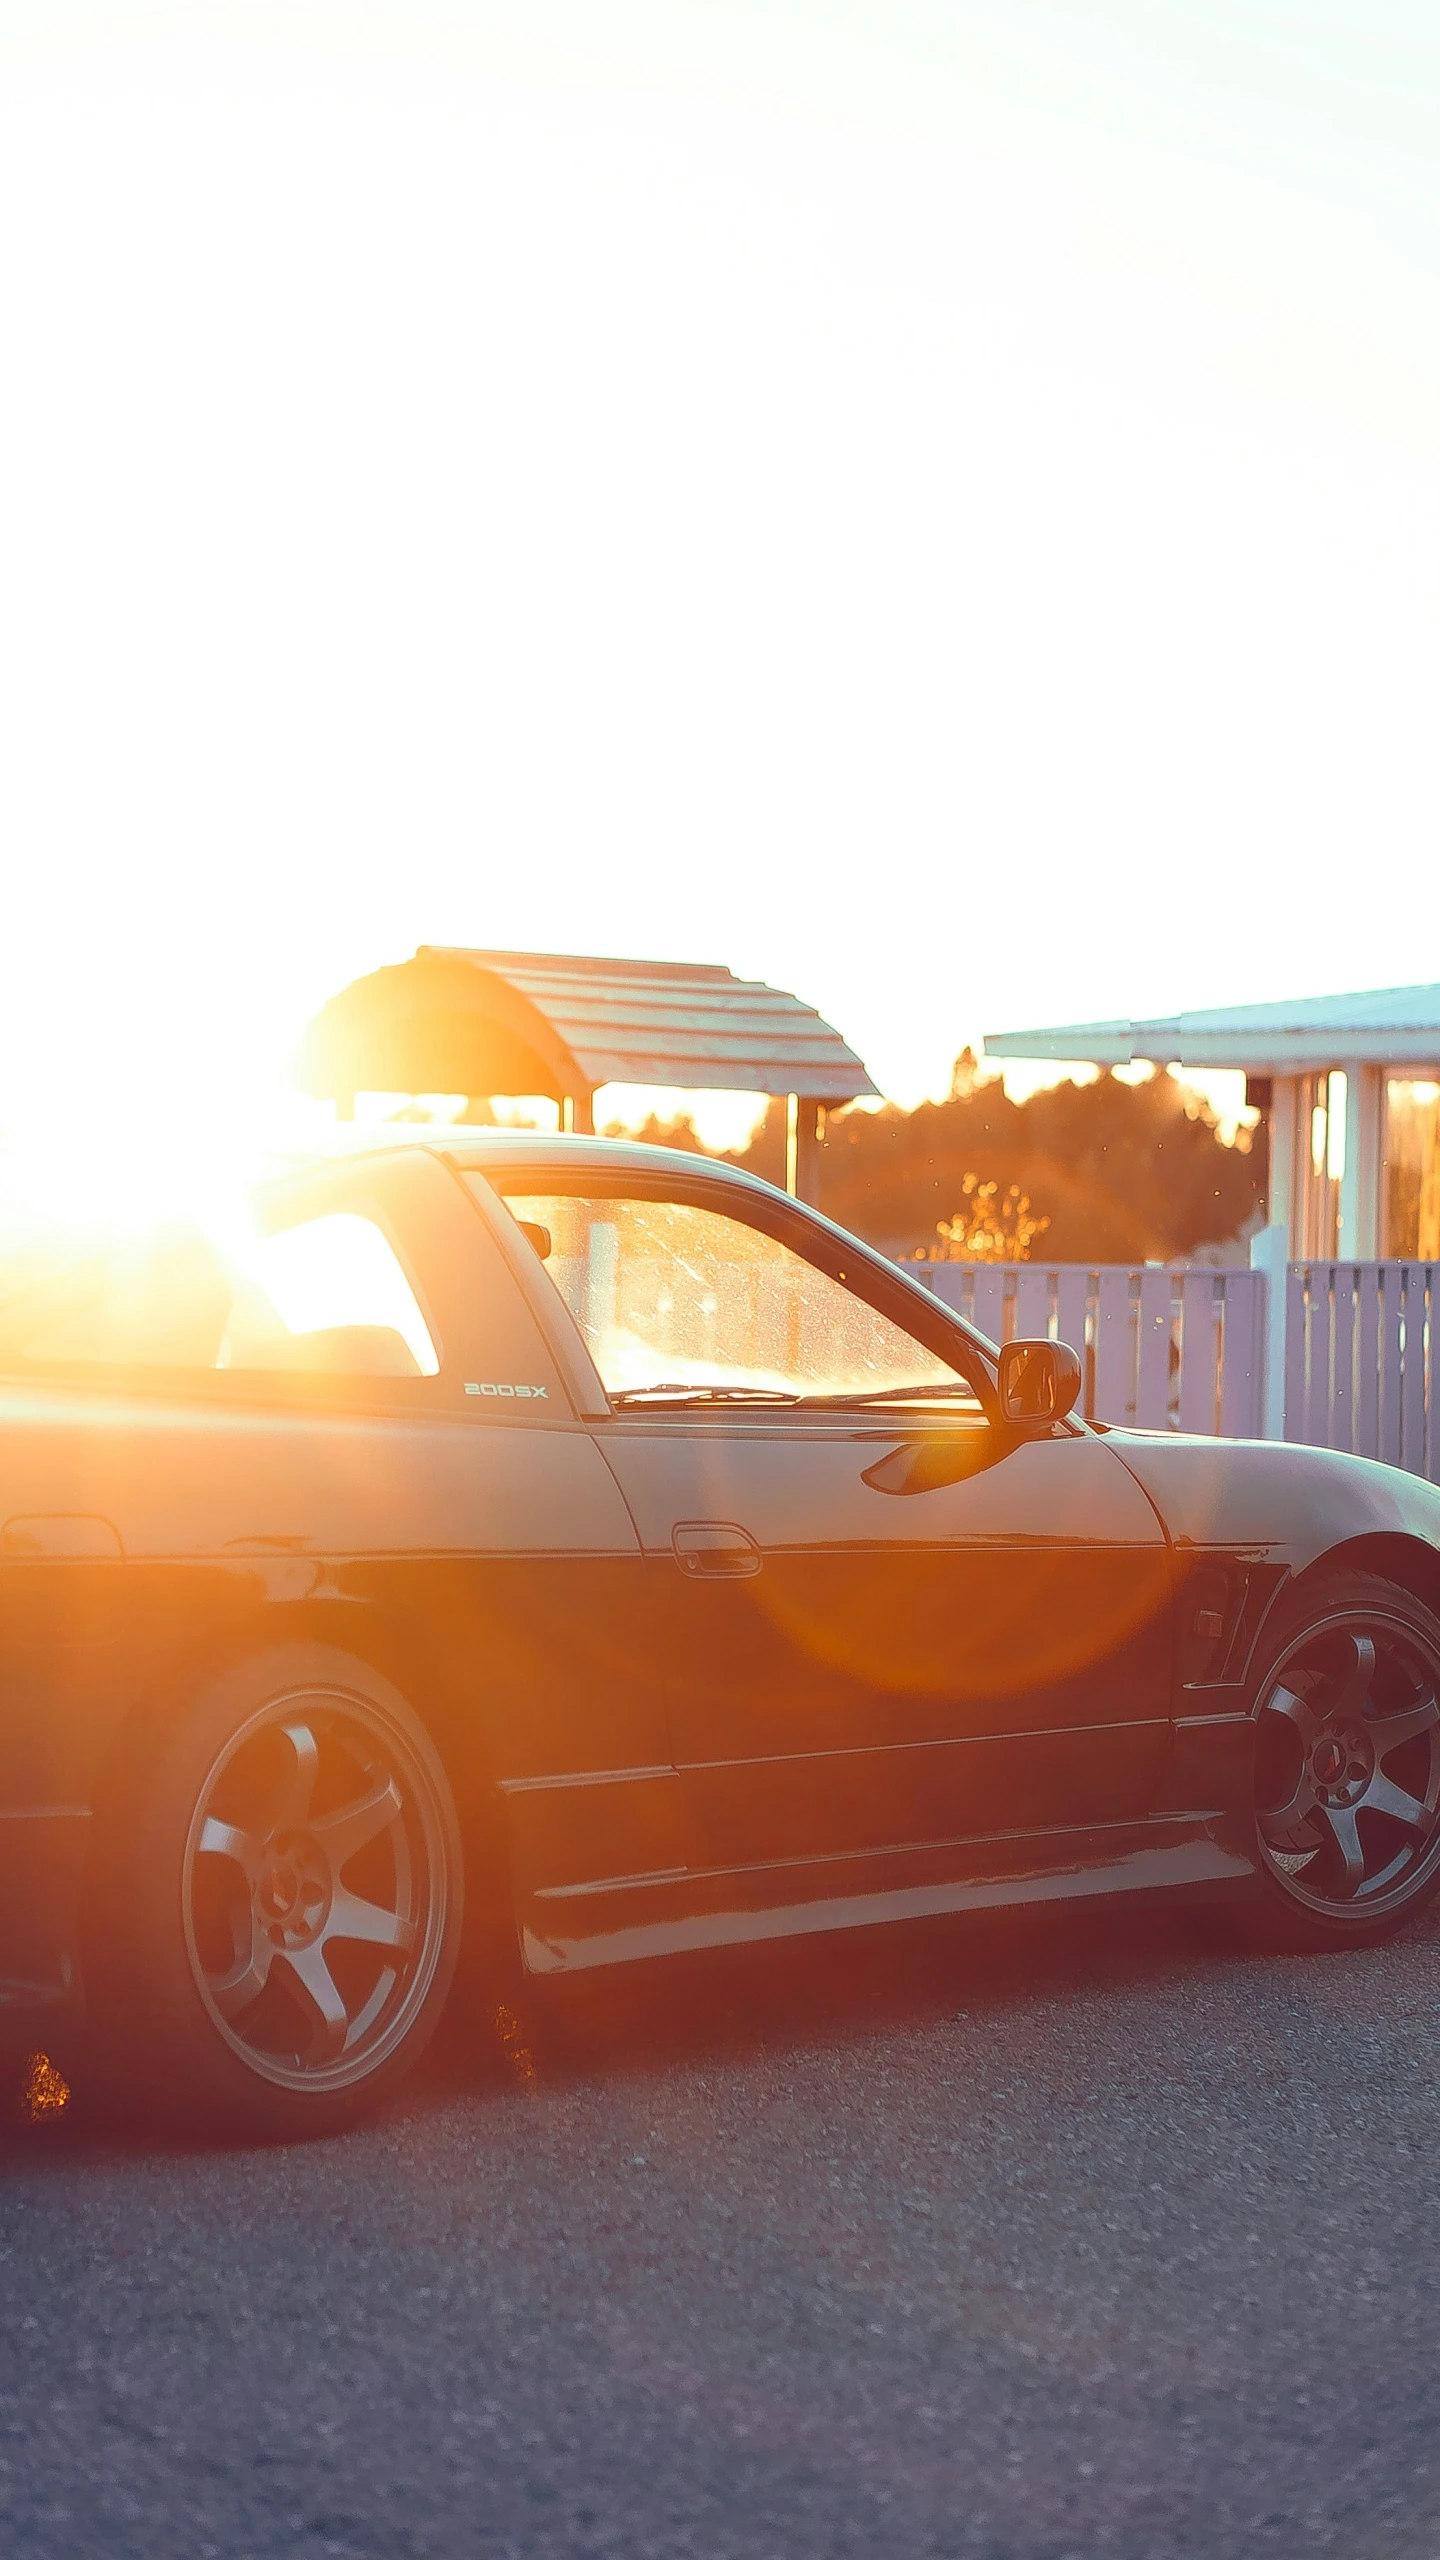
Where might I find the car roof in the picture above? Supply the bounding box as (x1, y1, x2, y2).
(274, 1124, 789, 1203)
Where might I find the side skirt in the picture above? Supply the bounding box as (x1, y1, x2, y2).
(519, 1815, 1253, 1975)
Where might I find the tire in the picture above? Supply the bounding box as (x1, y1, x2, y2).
(85, 1644, 464, 2140)
(1237, 1568, 1440, 1952)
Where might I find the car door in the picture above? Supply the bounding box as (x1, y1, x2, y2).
(478, 1167, 1175, 1885)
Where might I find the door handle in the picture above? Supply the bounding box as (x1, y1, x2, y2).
(2, 1514, 124, 1559)
(672, 1521, 763, 1578)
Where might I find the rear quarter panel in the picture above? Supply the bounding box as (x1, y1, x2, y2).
(0, 1392, 665, 2004)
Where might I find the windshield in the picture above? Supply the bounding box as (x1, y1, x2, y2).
(487, 1185, 979, 1408)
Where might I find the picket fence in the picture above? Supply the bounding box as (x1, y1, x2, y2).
(917, 1262, 1265, 1439)
(1284, 1261, 1439, 1482)
(914, 1258, 1440, 1483)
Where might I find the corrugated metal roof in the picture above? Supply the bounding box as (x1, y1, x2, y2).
(983, 983, 1440, 1076)
(295, 947, 878, 1103)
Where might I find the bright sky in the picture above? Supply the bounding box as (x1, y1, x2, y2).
(2, 2, 1437, 1148)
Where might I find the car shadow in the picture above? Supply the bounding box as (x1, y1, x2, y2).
(416, 1889, 1249, 2102)
(9, 1886, 1436, 2161)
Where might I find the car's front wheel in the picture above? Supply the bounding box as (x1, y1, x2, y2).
(87, 1645, 464, 2138)
(1243, 1568, 1440, 1949)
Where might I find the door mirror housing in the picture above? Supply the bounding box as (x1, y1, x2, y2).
(997, 1337, 1082, 1426)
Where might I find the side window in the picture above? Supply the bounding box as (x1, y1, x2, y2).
(493, 1189, 975, 1405)
(0, 1210, 439, 1379)
(223, 1215, 438, 1375)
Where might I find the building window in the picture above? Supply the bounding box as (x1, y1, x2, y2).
(1386, 1081, 1440, 1261)
(1294, 1070, 1344, 1261)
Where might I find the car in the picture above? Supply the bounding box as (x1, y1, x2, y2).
(3, 1128, 1440, 2138)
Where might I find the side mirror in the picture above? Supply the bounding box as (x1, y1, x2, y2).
(997, 1337, 1082, 1426)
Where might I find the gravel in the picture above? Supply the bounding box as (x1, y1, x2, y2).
(4, 1893, 1440, 2558)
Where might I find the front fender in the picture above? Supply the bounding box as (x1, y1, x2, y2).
(1102, 1430, 1440, 1562)
(1100, 1428, 1440, 1686)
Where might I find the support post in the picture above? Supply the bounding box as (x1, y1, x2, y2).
(1267, 1075, 1299, 1256)
(563, 1093, 594, 1135)
(1250, 1220, 1290, 1442)
(1339, 1064, 1384, 1259)
(786, 1098, 824, 1205)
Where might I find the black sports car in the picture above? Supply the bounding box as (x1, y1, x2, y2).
(3, 1131, 1439, 2137)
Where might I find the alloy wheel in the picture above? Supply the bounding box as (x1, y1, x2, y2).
(1255, 1609, 1440, 1917)
(181, 1689, 453, 2093)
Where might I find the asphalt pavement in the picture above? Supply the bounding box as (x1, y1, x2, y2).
(4, 1892, 1440, 2559)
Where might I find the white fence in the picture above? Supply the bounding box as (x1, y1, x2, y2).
(917, 1263, 1265, 1438)
(1285, 1262, 1439, 1481)
(914, 1256, 1440, 1480)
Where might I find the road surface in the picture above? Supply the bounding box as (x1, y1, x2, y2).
(3, 1895, 1439, 2557)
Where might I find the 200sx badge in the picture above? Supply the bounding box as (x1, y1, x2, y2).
(464, 1381, 549, 1399)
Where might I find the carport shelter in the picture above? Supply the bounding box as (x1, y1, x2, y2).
(293, 947, 878, 1200)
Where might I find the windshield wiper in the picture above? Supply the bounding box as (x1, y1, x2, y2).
(611, 1383, 802, 1408)
(797, 1380, 980, 1409)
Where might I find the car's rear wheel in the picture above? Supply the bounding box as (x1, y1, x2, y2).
(1242, 1569, 1440, 1949)
(87, 1646, 463, 2138)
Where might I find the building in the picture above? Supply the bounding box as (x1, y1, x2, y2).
(984, 982, 1440, 1264)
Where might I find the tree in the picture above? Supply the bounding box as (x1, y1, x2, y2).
(926, 1175, 1050, 1264)
(600, 1067, 1265, 1265)
(816, 1069, 1264, 1262)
